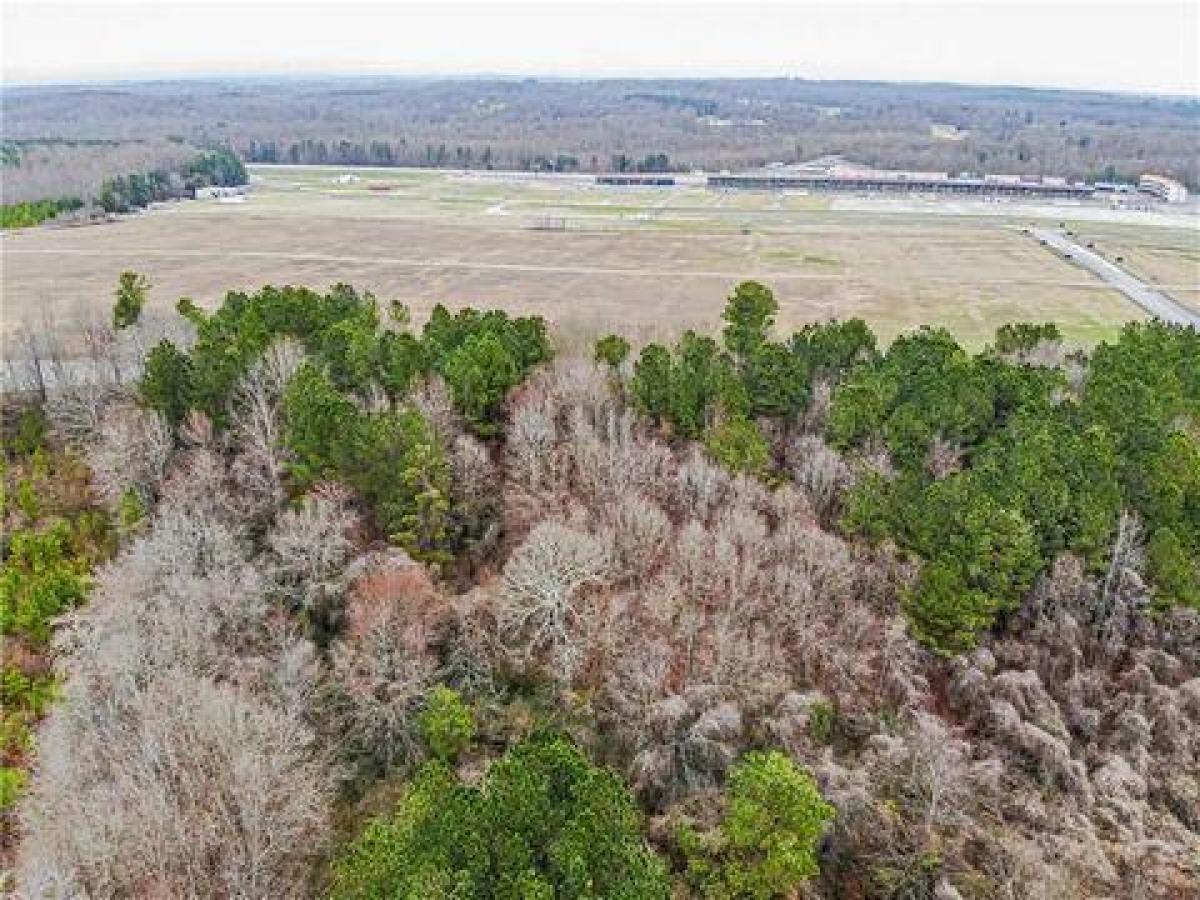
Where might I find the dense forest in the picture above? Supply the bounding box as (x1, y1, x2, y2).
(0, 140, 246, 224)
(2, 276, 1197, 897)
(3, 77, 1198, 186)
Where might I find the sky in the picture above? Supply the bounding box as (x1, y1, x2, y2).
(2, 1, 1197, 95)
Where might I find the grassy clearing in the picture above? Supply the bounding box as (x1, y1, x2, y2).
(1069, 223, 1200, 291)
(1, 164, 1173, 352)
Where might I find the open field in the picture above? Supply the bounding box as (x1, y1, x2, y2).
(1068, 223, 1200, 314)
(1032, 228, 1199, 327)
(5, 164, 1196, 352)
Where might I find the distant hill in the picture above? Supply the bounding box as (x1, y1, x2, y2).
(3, 77, 1198, 187)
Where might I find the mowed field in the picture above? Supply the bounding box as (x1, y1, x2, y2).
(1069, 223, 1200, 315)
(5, 164, 1191, 351)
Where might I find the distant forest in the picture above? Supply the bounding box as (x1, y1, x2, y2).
(3, 77, 1198, 187)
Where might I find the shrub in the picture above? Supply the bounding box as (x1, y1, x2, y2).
(1, 668, 57, 804)
(139, 339, 193, 427)
(442, 332, 521, 436)
(330, 734, 669, 899)
(0, 766, 27, 811)
(15, 479, 40, 521)
(704, 416, 771, 477)
(419, 686, 476, 761)
(0, 196, 82, 230)
(111, 270, 148, 330)
(0, 521, 91, 644)
(681, 751, 834, 899)
(11, 407, 48, 456)
(806, 700, 837, 745)
(117, 487, 146, 532)
(594, 333, 631, 369)
(1146, 526, 1200, 610)
(722, 280, 778, 367)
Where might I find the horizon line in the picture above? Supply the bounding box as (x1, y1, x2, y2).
(3, 68, 1198, 100)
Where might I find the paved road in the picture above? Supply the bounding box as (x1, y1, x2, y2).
(1030, 228, 1200, 328)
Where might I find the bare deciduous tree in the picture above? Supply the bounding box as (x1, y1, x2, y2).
(568, 409, 673, 505)
(18, 670, 332, 899)
(787, 434, 851, 523)
(44, 379, 127, 448)
(673, 447, 729, 523)
(17, 487, 332, 899)
(631, 687, 744, 810)
(229, 338, 305, 513)
(499, 521, 611, 679)
(85, 402, 173, 506)
(267, 487, 359, 626)
(328, 555, 445, 772)
(407, 374, 463, 448)
(452, 434, 501, 555)
(609, 492, 670, 582)
(507, 399, 559, 489)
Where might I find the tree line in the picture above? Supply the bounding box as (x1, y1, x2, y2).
(0, 197, 84, 230)
(244, 137, 676, 174)
(97, 147, 247, 213)
(0, 145, 246, 224)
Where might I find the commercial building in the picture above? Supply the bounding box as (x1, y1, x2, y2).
(1138, 174, 1189, 204)
(596, 174, 676, 186)
(708, 161, 1094, 199)
(194, 185, 247, 200)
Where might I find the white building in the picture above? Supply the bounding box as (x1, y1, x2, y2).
(1139, 174, 1189, 204)
(195, 185, 247, 200)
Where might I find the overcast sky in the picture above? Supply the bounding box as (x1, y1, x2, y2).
(3, 1, 1197, 95)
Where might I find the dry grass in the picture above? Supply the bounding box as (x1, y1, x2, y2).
(1071, 223, 1200, 314)
(1, 165, 1166, 350)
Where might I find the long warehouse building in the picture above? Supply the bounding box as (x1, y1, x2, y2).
(708, 172, 1095, 198)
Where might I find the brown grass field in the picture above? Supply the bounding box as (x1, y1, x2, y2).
(1070, 223, 1200, 314)
(5, 165, 1192, 352)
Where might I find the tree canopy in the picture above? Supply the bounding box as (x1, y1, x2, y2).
(330, 734, 670, 900)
